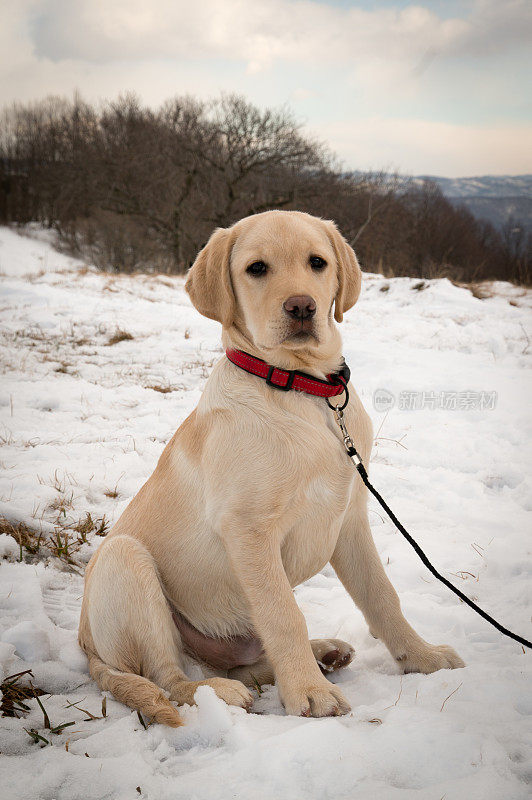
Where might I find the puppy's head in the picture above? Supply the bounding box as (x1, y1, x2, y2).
(186, 210, 361, 363)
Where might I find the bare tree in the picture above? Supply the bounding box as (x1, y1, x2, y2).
(0, 93, 528, 284)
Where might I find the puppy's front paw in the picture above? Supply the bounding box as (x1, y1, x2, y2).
(279, 679, 351, 718)
(398, 644, 465, 674)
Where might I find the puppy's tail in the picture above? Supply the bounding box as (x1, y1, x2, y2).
(88, 653, 183, 728)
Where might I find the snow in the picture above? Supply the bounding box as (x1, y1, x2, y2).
(0, 534, 19, 560)
(0, 224, 531, 799)
(0, 224, 87, 278)
(412, 174, 532, 199)
(1, 621, 51, 663)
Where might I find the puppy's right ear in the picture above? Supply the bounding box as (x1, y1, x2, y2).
(185, 226, 236, 327)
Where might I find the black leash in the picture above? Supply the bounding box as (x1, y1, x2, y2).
(327, 378, 532, 650)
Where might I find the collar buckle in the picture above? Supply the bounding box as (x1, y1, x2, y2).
(266, 365, 295, 391)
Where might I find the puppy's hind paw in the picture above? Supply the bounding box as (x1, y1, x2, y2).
(311, 638, 355, 674)
(201, 677, 254, 710)
(172, 677, 253, 710)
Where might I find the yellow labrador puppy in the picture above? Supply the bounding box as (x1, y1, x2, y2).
(79, 210, 463, 726)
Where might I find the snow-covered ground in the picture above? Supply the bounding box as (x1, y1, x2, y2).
(0, 224, 531, 799)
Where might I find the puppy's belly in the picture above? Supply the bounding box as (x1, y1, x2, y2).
(172, 609, 264, 670)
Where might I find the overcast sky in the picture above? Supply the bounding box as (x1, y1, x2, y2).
(1, 0, 531, 177)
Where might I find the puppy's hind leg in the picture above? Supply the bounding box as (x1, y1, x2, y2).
(80, 535, 252, 724)
(228, 639, 355, 688)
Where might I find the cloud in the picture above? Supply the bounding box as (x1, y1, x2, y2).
(28, 0, 531, 69)
(313, 117, 532, 177)
(292, 88, 315, 101)
(1, 0, 530, 176)
(0, 1, 36, 72)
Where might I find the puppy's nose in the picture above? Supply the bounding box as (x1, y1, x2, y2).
(283, 295, 316, 320)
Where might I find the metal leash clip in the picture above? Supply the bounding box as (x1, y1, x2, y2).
(332, 405, 363, 467)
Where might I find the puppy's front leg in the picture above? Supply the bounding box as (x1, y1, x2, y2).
(220, 521, 351, 717)
(331, 495, 464, 674)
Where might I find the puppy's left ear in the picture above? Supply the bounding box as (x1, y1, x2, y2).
(185, 226, 236, 327)
(325, 221, 362, 323)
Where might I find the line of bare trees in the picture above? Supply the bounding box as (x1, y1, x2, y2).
(0, 93, 529, 284)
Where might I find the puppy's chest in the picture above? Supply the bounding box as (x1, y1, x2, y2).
(300, 466, 352, 511)
(280, 455, 355, 585)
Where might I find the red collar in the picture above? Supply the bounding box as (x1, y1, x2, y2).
(225, 349, 349, 399)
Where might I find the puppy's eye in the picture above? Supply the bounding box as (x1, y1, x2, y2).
(309, 256, 327, 271)
(246, 261, 268, 277)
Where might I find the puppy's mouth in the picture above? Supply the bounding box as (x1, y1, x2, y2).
(284, 330, 315, 342)
(281, 328, 319, 346)
(261, 318, 321, 350)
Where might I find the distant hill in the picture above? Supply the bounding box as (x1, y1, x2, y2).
(414, 174, 532, 236)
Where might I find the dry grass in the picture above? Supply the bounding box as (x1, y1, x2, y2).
(38, 469, 78, 495)
(0, 518, 43, 559)
(0, 511, 109, 571)
(179, 357, 217, 379)
(48, 530, 83, 569)
(0, 669, 45, 719)
(73, 512, 98, 538)
(106, 329, 134, 346)
(383, 676, 404, 710)
(54, 362, 70, 374)
(440, 682, 463, 712)
(82, 513, 109, 537)
(467, 283, 494, 300)
(0, 428, 15, 447)
(2, 670, 111, 751)
(0, 427, 15, 446)
(451, 280, 496, 300)
(249, 673, 264, 696)
(24, 693, 77, 745)
(47, 492, 75, 515)
(151, 276, 175, 288)
(146, 384, 173, 394)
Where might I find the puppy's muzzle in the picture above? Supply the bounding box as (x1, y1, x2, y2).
(283, 296, 317, 336)
(283, 295, 316, 321)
